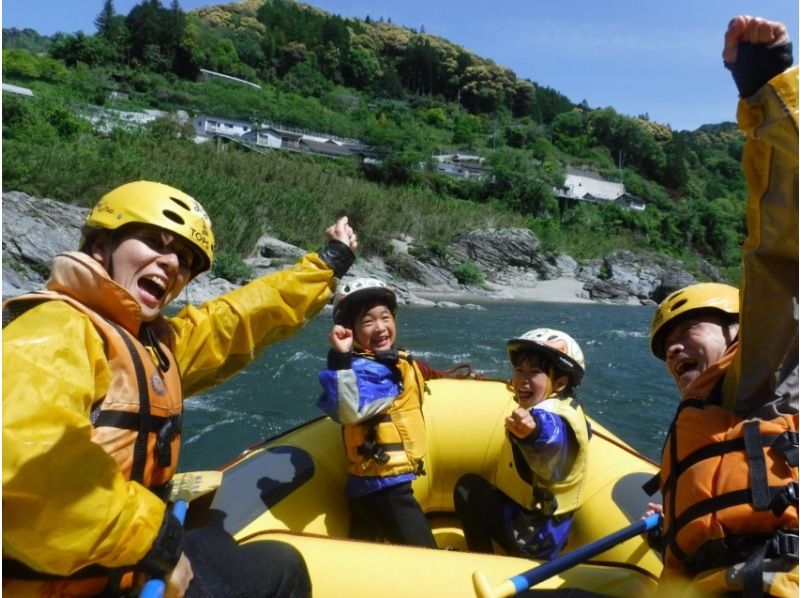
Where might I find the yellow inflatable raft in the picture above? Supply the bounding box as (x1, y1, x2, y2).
(186, 378, 663, 597)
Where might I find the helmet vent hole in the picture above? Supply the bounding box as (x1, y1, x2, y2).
(169, 196, 191, 211)
(162, 209, 186, 226)
(670, 298, 687, 312)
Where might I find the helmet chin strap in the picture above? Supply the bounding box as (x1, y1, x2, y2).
(724, 322, 740, 350)
(88, 230, 117, 279)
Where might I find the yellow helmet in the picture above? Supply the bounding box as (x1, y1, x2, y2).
(649, 283, 739, 360)
(84, 180, 215, 276)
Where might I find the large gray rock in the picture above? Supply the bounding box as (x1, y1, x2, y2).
(579, 250, 697, 304)
(450, 228, 540, 271)
(2, 191, 712, 308)
(2, 191, 88, 295)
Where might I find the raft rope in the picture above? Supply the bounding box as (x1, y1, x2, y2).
(415, 360, 482, 380)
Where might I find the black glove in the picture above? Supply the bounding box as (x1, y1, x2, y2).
(725, 41, 794, 98)
(319, 240, 355, 279)
(139, 506, 185, 577)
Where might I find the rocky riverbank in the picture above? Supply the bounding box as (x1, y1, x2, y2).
(2, 191, 721, 309)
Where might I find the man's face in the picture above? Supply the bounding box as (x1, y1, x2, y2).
(663, 314, 737, 393)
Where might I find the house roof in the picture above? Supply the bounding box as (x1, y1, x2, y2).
(300, 138, 354, 157)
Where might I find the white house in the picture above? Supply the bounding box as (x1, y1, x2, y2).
(554, 169, 646, 211)
(240, 127, 283, 149)
(193, 114, 253, 138)
(560, 170, 624, 202)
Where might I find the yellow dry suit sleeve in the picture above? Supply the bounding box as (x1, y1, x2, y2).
(723, 66, 799, 419)
(170, 251, 337, 396)
(2, 301, 165, 575)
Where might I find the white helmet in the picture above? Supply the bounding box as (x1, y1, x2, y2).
(332, 278, 397, 325)
(506, 328, 585, 386)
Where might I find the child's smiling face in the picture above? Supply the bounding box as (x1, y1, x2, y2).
(354, 303, 396, 353)
(511, 354, 554, 409)
(510, 353, 569, 409)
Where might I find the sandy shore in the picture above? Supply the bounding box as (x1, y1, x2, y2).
(411, 277, 594, 305)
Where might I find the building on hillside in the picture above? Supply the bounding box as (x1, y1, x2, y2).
(240, 127, 283, 149)
(554, 168, 646, 211)
(616, 193, 647, 211)
(2, 83, 34, 97)
(193, 114, 253, 139)
(431, 153, 491, 180)
(299, 138, 356, 158)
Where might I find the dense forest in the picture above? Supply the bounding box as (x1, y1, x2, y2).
(3, 0, 749, 282)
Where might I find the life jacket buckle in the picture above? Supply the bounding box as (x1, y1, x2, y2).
(534, 489, 559, 517)
(769, 530, 799, 560)
(357, 438, 390, 464)
(772, 431, 799, 468)
(155, 415, 182, 468)
(770, 481, 799, 516)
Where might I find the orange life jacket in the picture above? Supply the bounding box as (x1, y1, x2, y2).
(3, 292, 183, 596)
(648, 349, 799, 595)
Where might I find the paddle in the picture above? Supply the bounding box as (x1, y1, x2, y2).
(139, 471, 223, 598)
(472, 513, 662, 598)
(167, 470, 223, 503)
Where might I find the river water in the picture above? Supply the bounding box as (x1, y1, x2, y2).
(179, 301, 677, 472)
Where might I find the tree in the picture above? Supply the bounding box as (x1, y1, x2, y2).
(125, 0, 186, 72)
(662, 132, 690, 192)
(94, 0, 116, 36)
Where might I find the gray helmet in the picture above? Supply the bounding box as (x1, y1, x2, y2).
(332, 277, 397, 325)
(506, 328, 585, 387)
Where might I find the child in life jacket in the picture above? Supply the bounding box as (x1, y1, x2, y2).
(454, 328, 589, 559)
(317, 277, 437, 548)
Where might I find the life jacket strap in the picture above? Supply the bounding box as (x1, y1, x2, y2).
(93, 411, 183, 469)
(642, 472, 660, 496)
(743, 420, 771, 511)
(682, 529, 799, 577)
(107, 321, 152, 484)
(773, 430, 799, 468)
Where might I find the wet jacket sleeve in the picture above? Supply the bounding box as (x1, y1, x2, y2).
(169, 250, 344, 396)
(2, 301, 165, 575)
(722, 65, 799, 418)
(513, 410, 576, 483)
(317, 354, 397, 424)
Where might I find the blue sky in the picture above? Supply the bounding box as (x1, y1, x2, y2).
(3, 0, 798, 131)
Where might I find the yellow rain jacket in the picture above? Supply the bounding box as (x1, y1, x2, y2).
(659, 66, 799, 597)
(3, 248, 340, 596)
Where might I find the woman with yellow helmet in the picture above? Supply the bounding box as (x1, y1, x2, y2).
(645, 16, 798, 598)
(3, 180, 358, 597)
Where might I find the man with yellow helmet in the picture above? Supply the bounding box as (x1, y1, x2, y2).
(3, 180, 358, 597)
(646, 16, 798, 598)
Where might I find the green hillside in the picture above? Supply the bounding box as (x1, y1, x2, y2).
(2, 0, 748, 281)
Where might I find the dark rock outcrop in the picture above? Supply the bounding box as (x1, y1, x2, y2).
(2, 191, 712, 307)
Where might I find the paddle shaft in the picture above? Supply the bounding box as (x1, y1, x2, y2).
(473, 514, 661, 598)
(139, 500, 189, 598)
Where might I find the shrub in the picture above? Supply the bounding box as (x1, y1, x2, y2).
(451, 260, 484, 286)
(211, 250, 255, 284)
